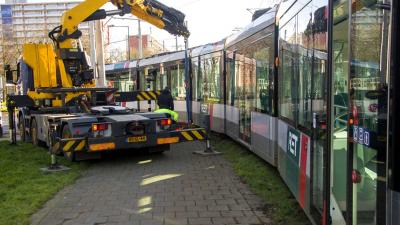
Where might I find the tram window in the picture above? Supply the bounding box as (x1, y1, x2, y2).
(225, 51, 235, 106)
(279, 6, 327, 127)
(279, 16, 297, 123)
(170, 64, 185, 100)
(279, 48, 297, 122)
(107, 70, 136, 92)
(191, 58, 199, 101)
(234, 54, 244, 108)
(297, 5, 313, 129)
(244, 57, 256, 112)
(227, 28, 274, 113)
(197, 59, 204, 101)
(201, 54, 222, 103)
(225, 51, 235, 105)
(298, 53, 312, 128)
(213, 57, 222, 103)
(253, 40, 274, 114)
(154, 70, 162, 91)
(139, 72, 146, 91)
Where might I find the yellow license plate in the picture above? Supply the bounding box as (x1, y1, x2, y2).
(127, 136, 147, 143)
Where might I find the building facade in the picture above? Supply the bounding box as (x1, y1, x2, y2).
(129, 34, 164, 59)
(0, 1, 89, 71)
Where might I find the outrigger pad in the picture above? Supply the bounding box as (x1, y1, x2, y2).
(40, 165, 70, 173)
(193, 150, 222, 156)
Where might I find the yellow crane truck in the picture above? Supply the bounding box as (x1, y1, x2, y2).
(5, 0, 204, 161)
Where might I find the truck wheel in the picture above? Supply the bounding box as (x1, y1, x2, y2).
(62, 125, 75, 162)
(19, 115, 26, 142)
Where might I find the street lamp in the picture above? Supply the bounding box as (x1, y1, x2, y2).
(108, 25, 130, 61)
(106, 18, 143, 59)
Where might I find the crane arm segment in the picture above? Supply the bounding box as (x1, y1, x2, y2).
(56, 0, 109, 49)
(55, 0, 189, 49)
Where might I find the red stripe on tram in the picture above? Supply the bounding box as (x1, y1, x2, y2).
(299, 134, 309, 209)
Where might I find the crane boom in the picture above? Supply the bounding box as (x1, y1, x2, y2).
(54, 0, 190, 50)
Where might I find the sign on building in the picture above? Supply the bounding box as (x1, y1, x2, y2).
(1, 5, 13, 39)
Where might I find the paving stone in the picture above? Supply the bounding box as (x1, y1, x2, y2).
(185, 205, 208, 212)
(228, 204, 251, 211)
(118, 221, 140, 225)
(153, 211, 175, 218)
(164, 206, 186, 212)
(29, 142, 272, 225)
(175, 211, 199, 218)
(242, 210, 257, 217)
(184, 195, 204, 201)
(198, 211, 221, 218)
(175, 200, 196, 206)
(235, 216, 262, 224)
(220, 210, 244, 217)
(140, 218, 164, 225)
(207, 205, 229, 211)
(194, 200, 216, 206)
(155, 201, 174, 207)
(164, 218, 188, 225)
(188, 217, 212, 225)
(211, 217, 236, 224)
(216, 199, 237, 205)
(108, 214, 130, 223)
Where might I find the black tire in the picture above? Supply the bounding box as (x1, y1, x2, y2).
(19, 115, 26, 142)
(61, 125, 75, 162)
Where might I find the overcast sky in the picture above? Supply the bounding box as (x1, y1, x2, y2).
(1, 0, 279, 50)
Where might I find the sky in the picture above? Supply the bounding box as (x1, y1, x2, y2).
(0, 0, 280, 50)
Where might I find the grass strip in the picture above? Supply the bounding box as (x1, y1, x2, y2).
(213, 135, 311, 225)
(0, 141, 88, 225)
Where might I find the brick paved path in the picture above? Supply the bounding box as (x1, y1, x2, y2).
(30, 141, 271, 225)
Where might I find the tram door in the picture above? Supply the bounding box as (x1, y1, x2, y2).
(348, 1, 389, 225)
(331, 0, 350, 224)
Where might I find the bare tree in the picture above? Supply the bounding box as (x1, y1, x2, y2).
(106, 48, 127, 63)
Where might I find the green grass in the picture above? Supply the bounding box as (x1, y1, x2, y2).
(213, 135, 312, 225)
(0, 141, 88, 225)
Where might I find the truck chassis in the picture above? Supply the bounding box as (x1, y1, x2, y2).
(8, 89, 206, 161)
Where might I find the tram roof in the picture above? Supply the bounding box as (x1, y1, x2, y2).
(105, 61, 137, 72)
(225, 6, 276, 48)
(191, 39, 225, 58)
(138, 50, 186, 67)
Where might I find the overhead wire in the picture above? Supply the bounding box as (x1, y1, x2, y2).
(178, 0, 201, 8)
(258, 0, 264, 8)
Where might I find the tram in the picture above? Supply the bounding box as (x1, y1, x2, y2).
(105, 1, 399, 224)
